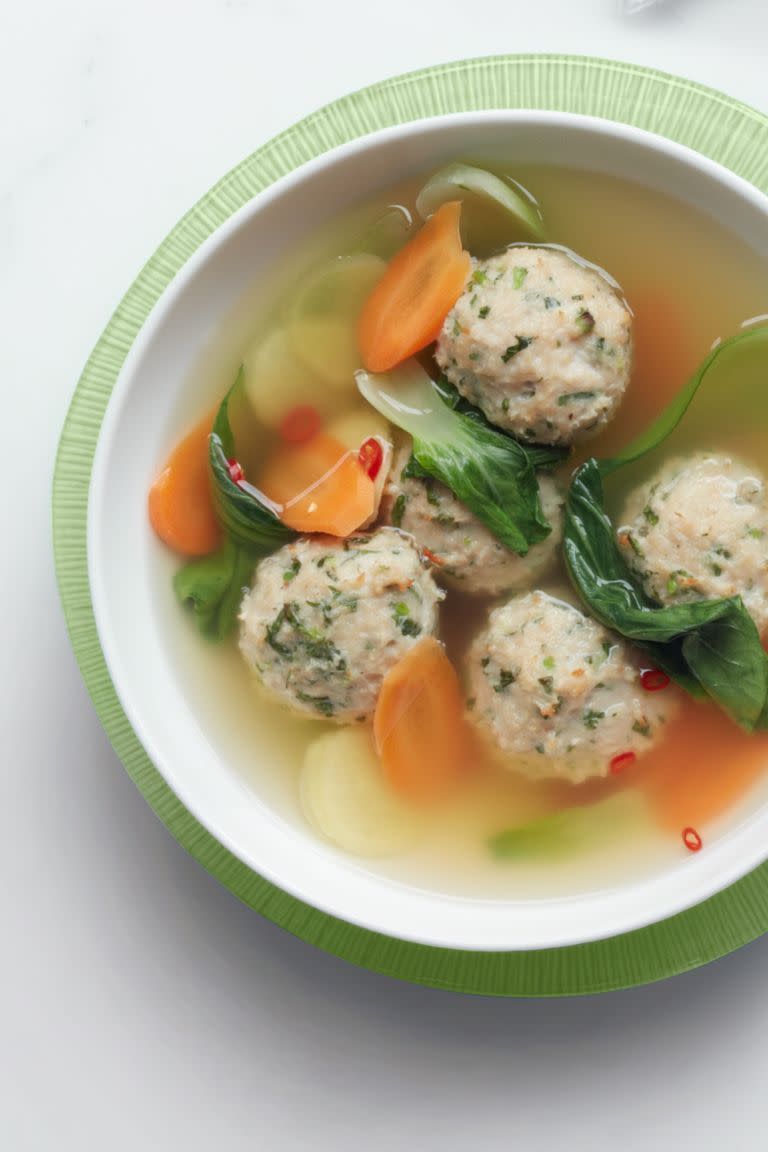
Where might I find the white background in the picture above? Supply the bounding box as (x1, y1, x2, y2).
(4, 1, 768, 1148)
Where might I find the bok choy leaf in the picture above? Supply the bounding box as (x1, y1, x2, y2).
(208, 367, 297, 553)
(356, 361, 567, 555)
(176, 367, 297, 640)
(564, 326, 768, 730)
(174, 538, 254, 641)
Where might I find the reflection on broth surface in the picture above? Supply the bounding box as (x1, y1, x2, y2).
(152, 159, 768, 899)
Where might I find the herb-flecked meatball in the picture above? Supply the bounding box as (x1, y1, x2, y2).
(617, 453, 768, 636)
(239, 528, 443, 723)
(383, 443, 563, 595)
(435, 246, 632, 445)
(467, 591, 675, 782)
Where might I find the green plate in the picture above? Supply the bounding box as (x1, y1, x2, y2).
(54, 55, 768, 996)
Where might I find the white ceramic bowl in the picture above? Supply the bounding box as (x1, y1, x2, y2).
(89, 111, 768, 951)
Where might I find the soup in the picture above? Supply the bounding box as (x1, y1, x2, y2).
(148, 159, 768, 899)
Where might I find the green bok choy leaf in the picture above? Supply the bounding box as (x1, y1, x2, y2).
(175, 367, 297, 640)
(208, 368, 297, 553)
(564, 326, 768, 730)
(356, 361, 567, 555)
(174, 538, 255, 641)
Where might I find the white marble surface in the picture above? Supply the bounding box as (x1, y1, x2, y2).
(4, 1, 768, 1148)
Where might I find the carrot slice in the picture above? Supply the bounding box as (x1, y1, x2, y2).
(358, 201, 471, 373)
(148, 412, 220, 556)
(638, 695, 768, 833)
(258, 433, 375, 537)
(374, 636, 471, 802)
(258, 433, 347, 505)
(282, 454, 375, 536)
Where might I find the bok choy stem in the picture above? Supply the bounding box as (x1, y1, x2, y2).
(416, 162, 545, 241)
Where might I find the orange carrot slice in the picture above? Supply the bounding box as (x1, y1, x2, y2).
(258, 433, 347, 505)
(358, 201, 471, 373)
(281, 454, 375, 535)
(374, 636, 471, 802)
(258, 433, 375, 537)
(639, 694, 768, 833)
(148, 412, 220, 557)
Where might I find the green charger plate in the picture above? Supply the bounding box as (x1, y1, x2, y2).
(53, 55, 768, 996)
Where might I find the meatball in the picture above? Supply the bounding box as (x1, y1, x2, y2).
(383, 443, 564, 595)
(435, 246, 632, 445)
(238, 527, 442, 723)
(467, 591, 674, 782)
(617, 453, 768, 636)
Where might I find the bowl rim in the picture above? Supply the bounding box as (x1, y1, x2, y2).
(74, 87, 768, 963)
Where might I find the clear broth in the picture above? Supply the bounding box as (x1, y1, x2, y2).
(162, 161, 768, 898)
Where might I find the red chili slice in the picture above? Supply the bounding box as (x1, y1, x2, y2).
(609, 751, 637, 775)
(682, 826, 703, 852)
(279, 405, 322, 445)
(358, 437, 384, 480)
(641, 668, 671, 692)
(227, 458, 244, 484)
